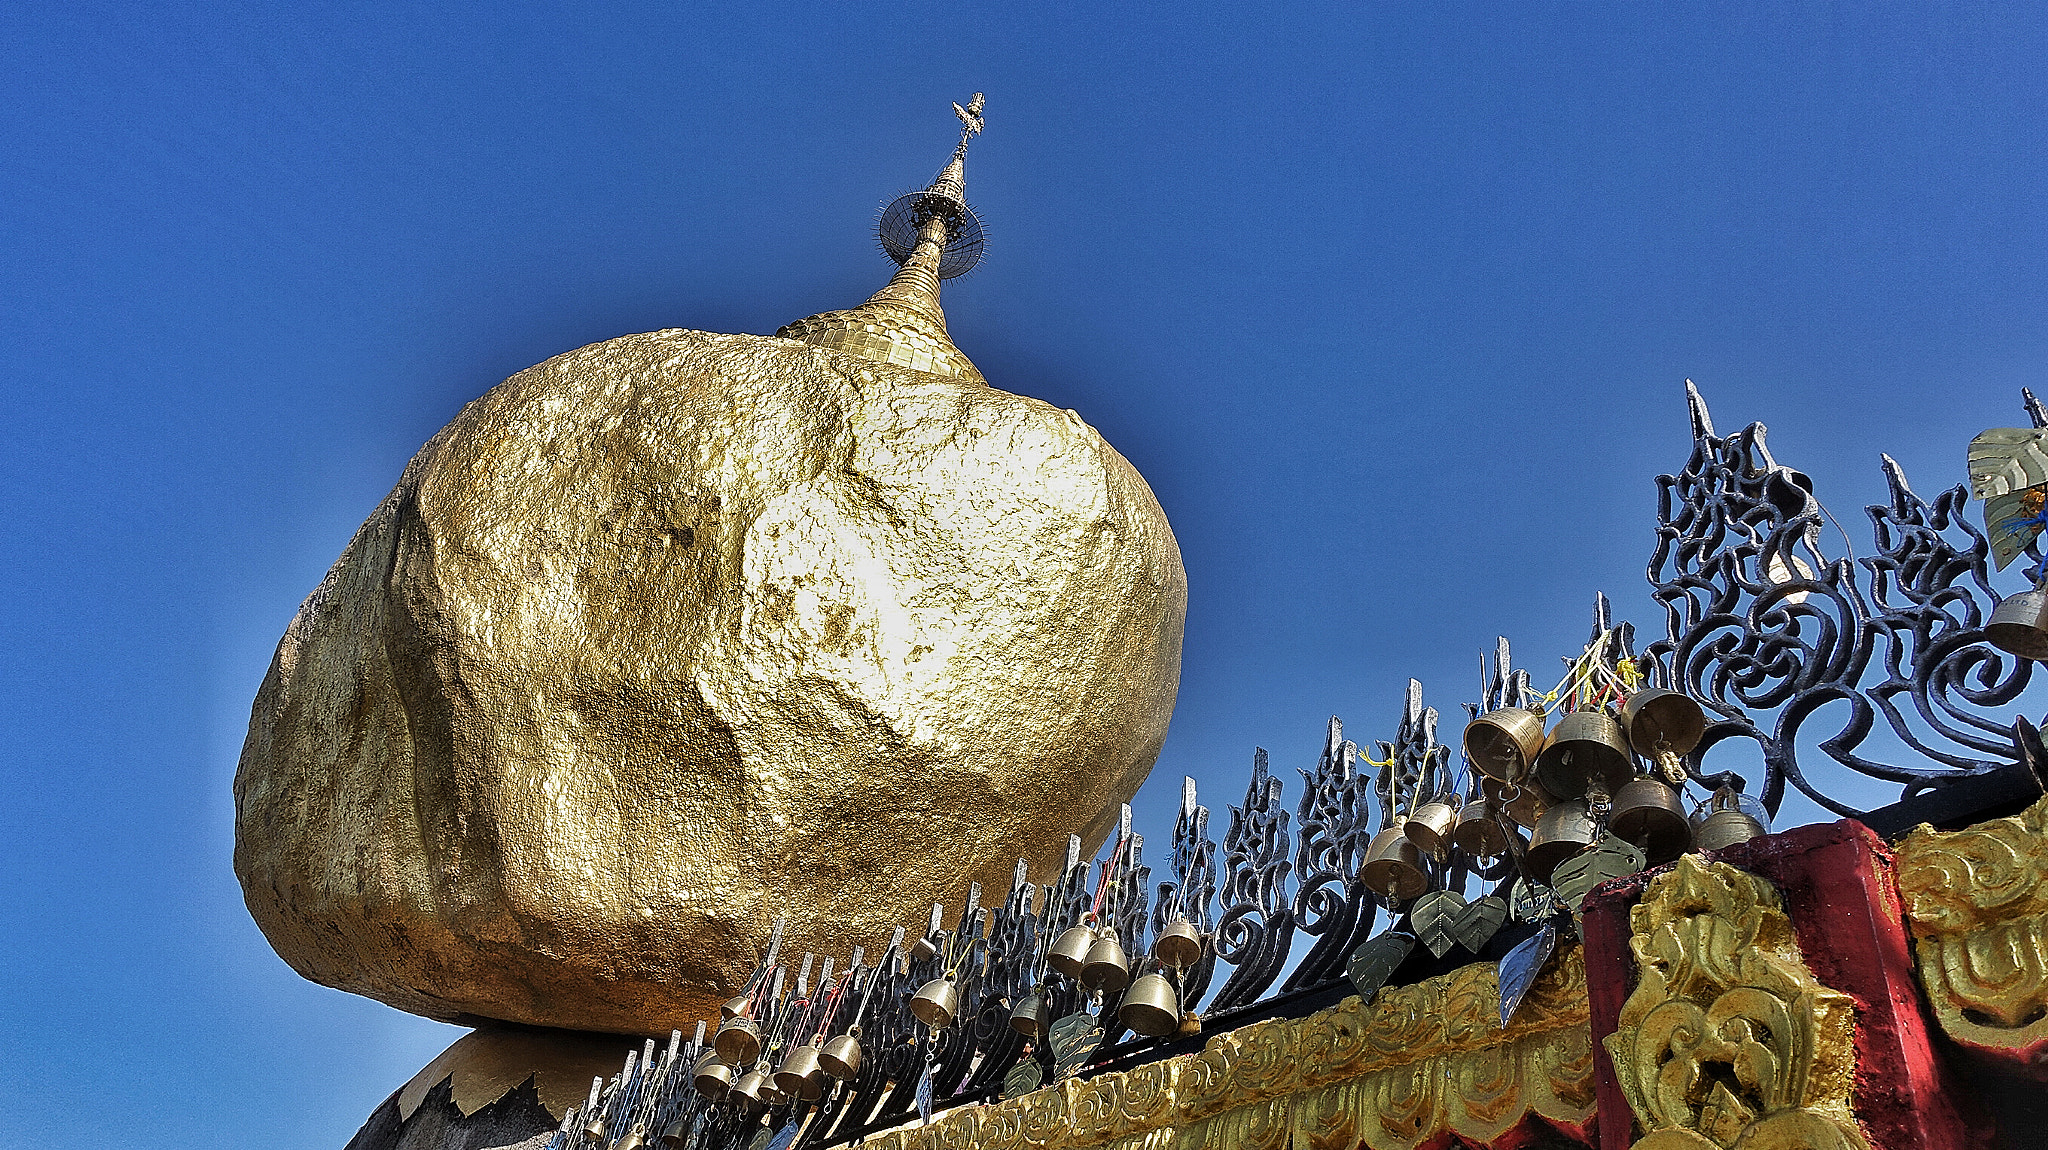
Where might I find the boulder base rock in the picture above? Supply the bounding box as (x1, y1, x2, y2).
(234, 328, 1185, 1033)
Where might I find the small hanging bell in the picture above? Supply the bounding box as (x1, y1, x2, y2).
(614, 1131, 646, 1150)
(1486, 776, 1554, 829)
(1463, 707, 1547, 783)
(819, 1028, 863, 1080)
(692, 1052, 734, 1097)
(731, 1066, 771, 1107)
(1608, 776, 1692, 864)
(1404, 797, 1462, 858)
(1080, 933, 1131, 993)
(1152, 918, 1203, 969)
(1010, 991, 1051, 1038)
(1047, 923, 1096, 979)
(713, 1014, 762, 1066)
(774, 1044, 825, 1101)
(1621, 688, 1707, 760)
(909, 933, 941, 963)
(1535, 711, 1636, 800)
(1694, 787, 1769, 852)
(1525, 799, 1599, 884)
(1361, 825, 1429, 900)
(661, 1117, 694, 1149)
(584, 1116, 607, 1143)
(1118, 971, 1181, 1037)
(1987, 586, 2048, 660)
(720, 995, 750, 1020)
(1451, 800, 1513, 859)
(757, 1070, 790, 1106)
(910, 976, 961, 1028)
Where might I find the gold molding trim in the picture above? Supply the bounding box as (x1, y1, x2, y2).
(1896, 793, 2048, 1057)
(1603, 856, 1868, 1150)
(866, 946, 1593, 1150)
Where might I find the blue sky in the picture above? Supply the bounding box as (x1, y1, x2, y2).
(4, 4, 2046, 1146)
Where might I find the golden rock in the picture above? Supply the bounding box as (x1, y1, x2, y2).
(234, 312, 1185, 1033)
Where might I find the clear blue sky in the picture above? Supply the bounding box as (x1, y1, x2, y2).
(5, 4, 2045, 1146)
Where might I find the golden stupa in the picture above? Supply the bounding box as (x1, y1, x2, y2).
(233, 96, 1188, 1036)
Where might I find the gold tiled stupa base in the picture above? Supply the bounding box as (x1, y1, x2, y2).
(776, 298, 985, 383)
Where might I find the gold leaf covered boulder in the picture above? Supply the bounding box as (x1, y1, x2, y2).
(233, 121, 1185, 1034)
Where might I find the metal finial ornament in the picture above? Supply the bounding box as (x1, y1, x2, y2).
(877, 94, 987, 279)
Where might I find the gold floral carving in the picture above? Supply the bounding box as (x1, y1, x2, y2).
(1603, 856, 1868, 1150)
(1896, 793, 2048, 1055)
(861, 946, 1592, 1150)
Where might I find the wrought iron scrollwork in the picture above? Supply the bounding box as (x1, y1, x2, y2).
(1207, 748, 1296, 1011)
(1153, 777, 1219, 1007)
(1644, 382, 2041, 817)
(1282, 718, 1378, 990)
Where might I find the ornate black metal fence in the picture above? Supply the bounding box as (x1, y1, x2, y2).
(546, 385, 2048, 1150)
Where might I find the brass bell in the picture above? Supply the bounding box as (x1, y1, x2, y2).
(774, 1044, 825, 1101)
(1361, 825, 1429, 900)
(1047, 923, 1096, 979)
(1622, 688, 1706, 760)
(733, 1064, 770, 1104)
(662, 1117, 693, 1149)
(1535, 711, 1636, 800)
(1404, 798, 1462, 858)
(1010, 991, 1051, 1038)
(692, 1052, 734, 1097)
(819, 1029, 863, 1080)
(1525, 799, 1599, 883)
(1694, 788, 1769, 852)
(615, 1132, 646, 1150)
(1608, 776, 1692, 865)
(720, 995, 750, 1020)
(584, 1117, 607, 1143)
(1450, 800, 1513, 859)
(1464, 707, 1547, 783)
(910, 976, 960, 1027)
(1080, 933, 1131, 993)
(1486, 776, 1553, 829)
(1988, 587, 2048, 660)
(1118, 970, 1181, 1037)
(757, 1073, 789, 1107)
(1152, 918, 1203, 969)
(713, 1014, 762, 1066)
(909, 934, 940, 963)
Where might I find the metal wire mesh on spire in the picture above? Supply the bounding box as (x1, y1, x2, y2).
(877, 93, 986, 279)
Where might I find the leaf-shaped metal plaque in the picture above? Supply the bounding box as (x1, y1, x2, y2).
(1410, 889, 1469, 958)
(1510, 877, 1560, 923)
(1345, 931, 1416, 1004)
(765, 1122, 800, 1150)
(1550, 835, 1645, 912)
(1498, 921, 1557, 1028)
(1049, 1012, 1101, 1080)
(1450, 895, 1508, 954)
(1003, 1056, 1044, 1099)
(1969, 427, 2048, 569)
(915, 1062, 937, 1120)
(745, 1125, 772, 1150)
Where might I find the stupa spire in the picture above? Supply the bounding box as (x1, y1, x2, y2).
(777, 94, 988, 382)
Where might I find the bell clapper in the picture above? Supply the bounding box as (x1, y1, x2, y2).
(1652, 744, 1688, 787)
(1586, 777, 1613, 828)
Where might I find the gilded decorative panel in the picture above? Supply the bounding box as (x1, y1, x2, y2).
(1602, 856, 1868, 1150)
(860, 944, 1594, 1150)
(1897, 793, 2048, 1065)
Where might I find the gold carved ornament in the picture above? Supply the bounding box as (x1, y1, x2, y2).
(865, 946, 1593, 1150)
(1895, 793, 2048, 1055)
(1602, 856, 1868, 1150)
